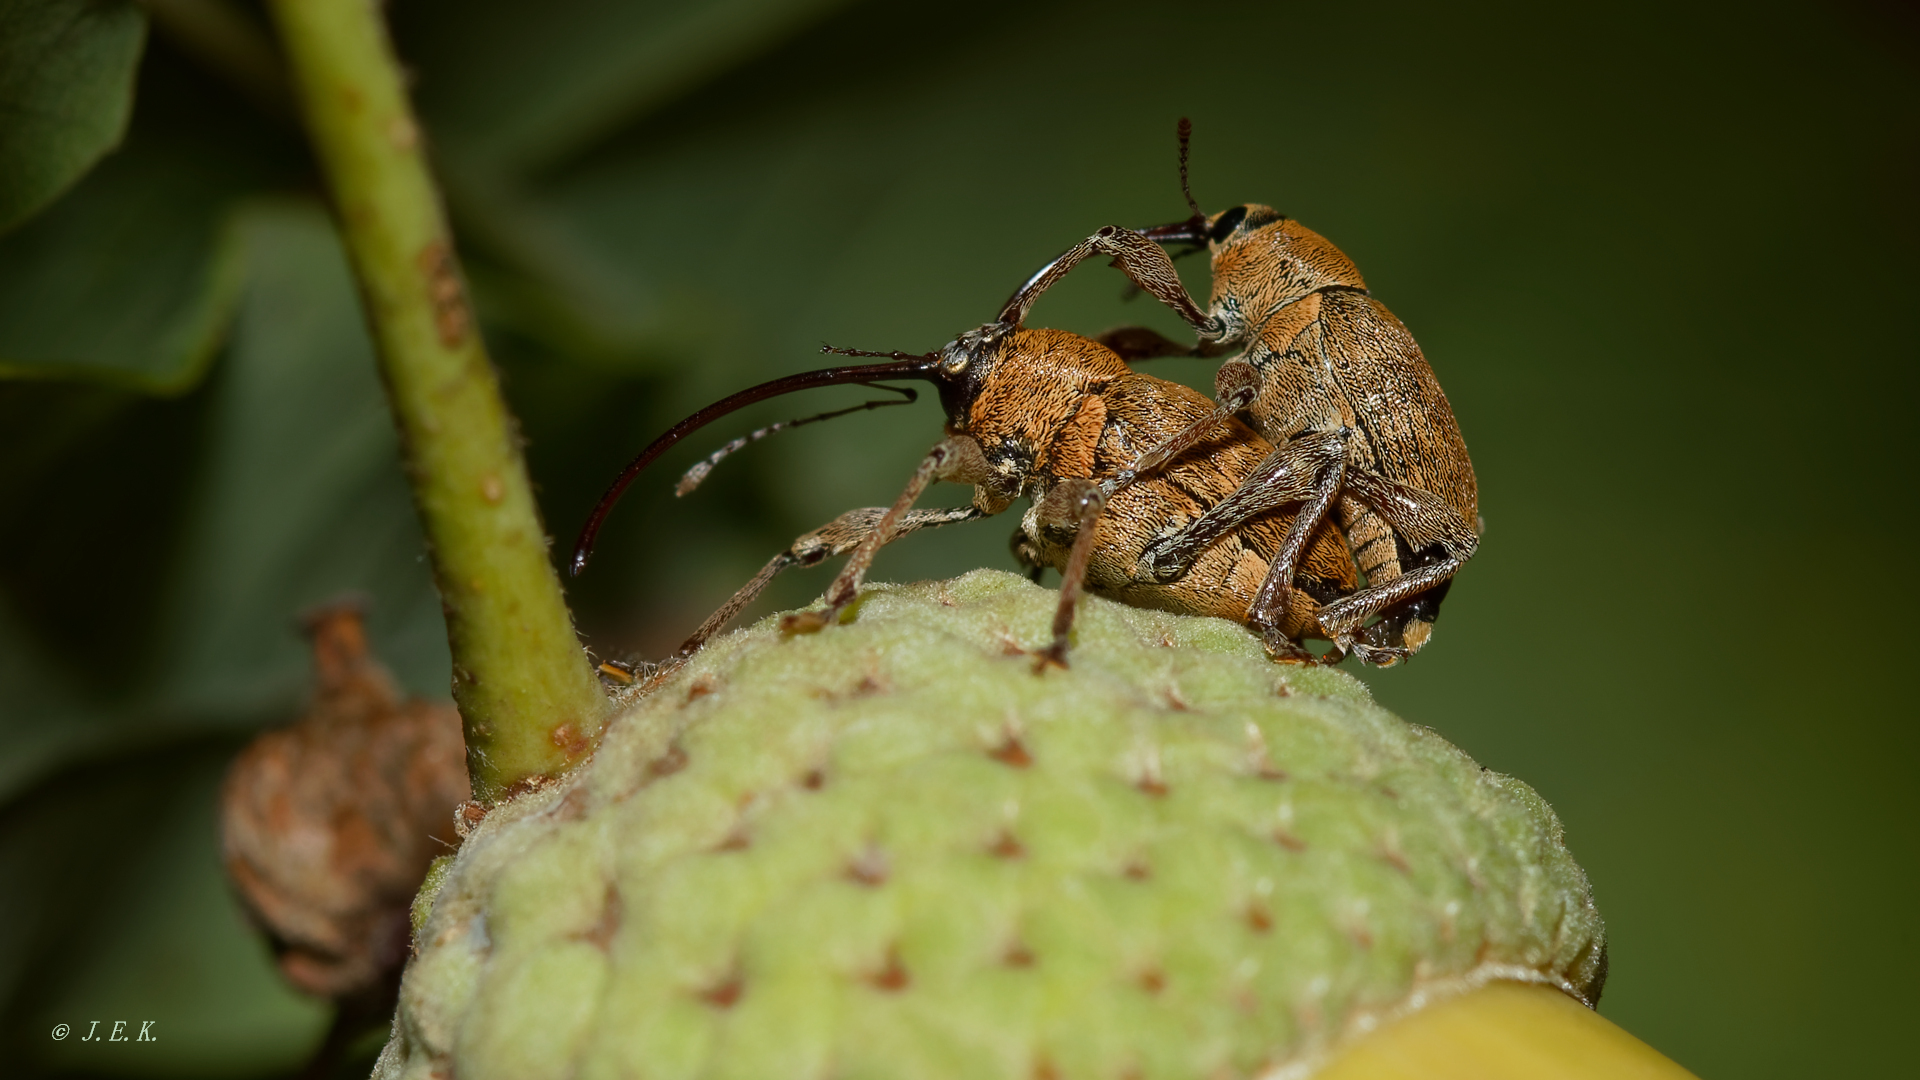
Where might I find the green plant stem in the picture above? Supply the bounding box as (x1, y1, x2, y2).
(266, 0, 608, 802)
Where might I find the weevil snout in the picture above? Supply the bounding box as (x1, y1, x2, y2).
(1140, 203, 1287, 250)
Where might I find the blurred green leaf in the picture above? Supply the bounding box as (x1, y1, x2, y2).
(440, 168, 672, 370)
(396, 0, 858, 175)
(376, 0, 864, 368)
(0, 201, 448, 802)
(0, 139, 249, 391)
(2, 741, 327, 1077)
(0, 381, 208, 796)
(148, 203, 450, 715)
(0, 30, 304, 392)
(0, 0, 147, 233)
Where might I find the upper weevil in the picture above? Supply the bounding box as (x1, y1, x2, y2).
(996, 120, 1481, 665)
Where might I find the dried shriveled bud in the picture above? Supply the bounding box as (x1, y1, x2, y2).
(222, 601, 470, 1000)
(377, 571, 1670, 1079)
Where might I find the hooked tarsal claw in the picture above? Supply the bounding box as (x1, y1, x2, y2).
(1139, 533, 1189, 584)
(1260, 628, 1314, 665)
(1347, 641, 1409, 667)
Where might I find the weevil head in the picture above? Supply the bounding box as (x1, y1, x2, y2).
(1143, 203, 1368, 346)
(1137, 122, 1365, 342)
(1204, 204, 1367, 342)
(937, 326, 1130, 494)
(571, 323, 1132, 574)
(938, 325, 1128, 431)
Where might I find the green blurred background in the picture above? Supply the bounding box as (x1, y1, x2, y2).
(1, 0, 1914, 1075)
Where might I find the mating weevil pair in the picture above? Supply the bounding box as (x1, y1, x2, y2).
(574, 121, 1479, 672)
(1006, 120, 1482, 662)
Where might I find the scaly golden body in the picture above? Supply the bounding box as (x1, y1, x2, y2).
(959, 329, 1355, 638)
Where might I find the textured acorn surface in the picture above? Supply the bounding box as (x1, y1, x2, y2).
(377, 570, 1604, 1080)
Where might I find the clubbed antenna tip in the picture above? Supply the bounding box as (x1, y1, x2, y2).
(1177, 117, 1200, 219)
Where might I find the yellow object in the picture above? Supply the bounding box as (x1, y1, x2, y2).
(1318, 982, 1697, 1080)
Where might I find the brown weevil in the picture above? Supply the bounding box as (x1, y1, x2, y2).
(1000, 121, 1482, 665)
(572, 324, 1359, 674)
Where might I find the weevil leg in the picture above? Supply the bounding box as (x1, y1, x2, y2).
(1141, 441, 1478, 661)
(1126, 428, 1349, 658)
(782, 439, 977, 634)
(1324, 468, 1481, 658)
(1138, 429, 1349, 583)
(1338, 468, 1482, 559)
(1030, 478, 1108, 671)
(1245, 441, 1349, 644)
(671, 504, 985, 661)
(1001, 227, 1219, 337)
(1365, 579, 1453, 657)
(1263, 633, 1317, 664)
(675, 550, 799, 660)
(1316, 558, 1464, 662)
(1106, 360, 1262, 497)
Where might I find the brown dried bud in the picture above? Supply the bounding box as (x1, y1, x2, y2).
(221, 599, 470, 1000)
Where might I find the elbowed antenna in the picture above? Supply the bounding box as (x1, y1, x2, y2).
(570, 353, 940, 575)
(1177, 117, 1200, 217)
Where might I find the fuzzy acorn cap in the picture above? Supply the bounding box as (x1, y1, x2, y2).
(379, 570, 1604, 1080)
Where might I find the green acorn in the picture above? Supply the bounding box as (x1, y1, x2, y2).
(378, 570, 1624, 1080)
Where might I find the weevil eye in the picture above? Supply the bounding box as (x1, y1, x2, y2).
(940, 323, 1003, 378)
(1208, 204, 1285, 244)
(1208, 205, 1250, 243)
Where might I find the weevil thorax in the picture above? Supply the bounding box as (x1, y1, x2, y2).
(938, 325, 1128, 493)
(1204, 203, 1366, 345)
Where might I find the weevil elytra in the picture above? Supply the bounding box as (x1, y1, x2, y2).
(1002, 122, 1481, 665)
(572, 325, 1358, 674)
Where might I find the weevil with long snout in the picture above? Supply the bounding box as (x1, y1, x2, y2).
(571, 321, 1362, 676)
(1003, 121, 1482, 665)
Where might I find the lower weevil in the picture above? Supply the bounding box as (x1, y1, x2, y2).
(573, 324, 1361, 675)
